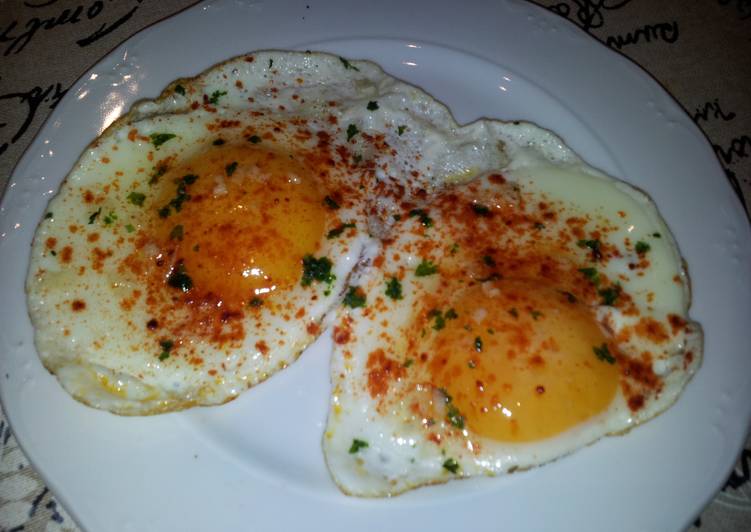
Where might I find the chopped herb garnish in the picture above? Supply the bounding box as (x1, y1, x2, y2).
(323, 195, 340, 210)
(428, 308, 457, 331)
(367, 100, 379, 111)
(446, 403, 465, 429)
(508, 307, 519, 318)
(534, 222, 545, 230)
(443, 458, 460, 474)
(339, 57, 360, 71)
(88, 207, 102, 224)
(593, 343, 616, 364)
(248, 297, 263, 307)
(213, 138, 225, 146)
(578, 267, 600, 286)
(127, 191, 146, 207)
(468, 360, 477, 369)
(158, 339, 174, 361)
(44, 212, 53, 219)
(158, 206, 171, 218)
(225, 161, 238, 176)
(385, 277, 403, 300)
(248, 135, 262, 144)
(474, 336, 483, 352)
(268, 59, 273, 69)
(635, 241, 651, 254)
(652, 232, 661, 238)
(343, 286, 367, 308)
(352, 153, 362, 164)
(530, 309, 543, 321)
(149, 164, 168, 185)
(415, 259, 438, 277)
(125, 224, 135, 233)
(445, 308, 458, 320)
(159, 174, 198, 218)
(150, 133, 176, 149)
(482, 255, 496, 267)
(450, 243, 459, 254)
(598, 284, 621, 306)
(578, 239, 603, 261)
(349, 438, 368, 453)
(326, 222, 356, 239)
(471, 203, 491, 216)
(346, 124, 359, 141)
(167, 262, 193, 292)
(170, 225, 184, 241)
(301, 255, 335, 287)
(408, 208, 433, 227)
(174, 84, 185, 96)
(392, 213, 402, 221)
(208, 90, 227, 105)
(103, 212, 117, 225)
(403, 358, 414, 368)
(397, 125, 406, 136)
(560, 291, 577, 303)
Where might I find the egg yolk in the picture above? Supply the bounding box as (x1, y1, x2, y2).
(154, 145, 326, 308)
(429, 279, 618, 442)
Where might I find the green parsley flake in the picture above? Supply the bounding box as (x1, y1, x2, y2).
(127, 191, 146, 207)
(408, 208, 433, 227)
(268, 59, 273, 69)
(248, 135, 262, 144)
(652, 232, 661, 238)
(167, 262, 193, 292)
(208, 90, 227, 105)
(170, 225, 184, 241)
(158, 339, 174, 361)
(159, 174, 198, 218)
(323, 195, 340, 210)
(598, 284, 621, 306)
(397, 125, 407, 136)
(301, 255, 335, 287)
(125, 224, 135, 233)
(446, 403, 465, 429)
(445, 308, 458, 319)
(348, 438, 368, 453)
(593, 343, 616, 364)
(343, 286, 367, 308)
(174, 84, 186, 96)
(443, 458, 460, 474)
(248, 297, 263, 307)
(415, 259, 438, 277)
(44, 212, 53, 219)
(560, 291, 577, 304)
(367, 100, 379, 111)
(530, 309, 543, 320)
(428, 308, 457, 331)
(635, 241, 651, 254)
(326, 222, 355, 239)
(103, 212, 117, 225)
(578, 267, 600, 286)
(88, 208, 101, 224)
(346, 124, 359, 141)
(534, 222, 545, 230)
(150, 133, 176, 149)
(339, 57, 360, 71)
(213, 138, 225, 146)
(474, 337, 483, 352)
(403, 358, 414, 368)
(149, 164, 168, 185)
(471, 203, 491, 216)
(385, 277, 403, 300)
(577, 239, 603, 261)
(482, 255, 496, 267)
(225, 161, 238, 176)
(450, 243, 459, 255)
(508, 307, 519, 318)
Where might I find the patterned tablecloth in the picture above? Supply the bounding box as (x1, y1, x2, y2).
(1, 1, 749, 530)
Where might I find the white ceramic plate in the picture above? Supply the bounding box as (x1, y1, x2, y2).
(2, 1, 750, 531)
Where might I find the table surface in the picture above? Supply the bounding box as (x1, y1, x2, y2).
(1, 1, 749, 531)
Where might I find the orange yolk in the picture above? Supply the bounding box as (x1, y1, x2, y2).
(429, 279, 618, 442)
(154, 145, 326, 308)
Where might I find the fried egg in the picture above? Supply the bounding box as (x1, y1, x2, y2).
(323, 120, 702, 495)
(27, 51, 443, 414)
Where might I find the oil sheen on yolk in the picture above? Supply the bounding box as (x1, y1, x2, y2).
(430, 279, 618, 442)
(154, 145, 326, 307)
